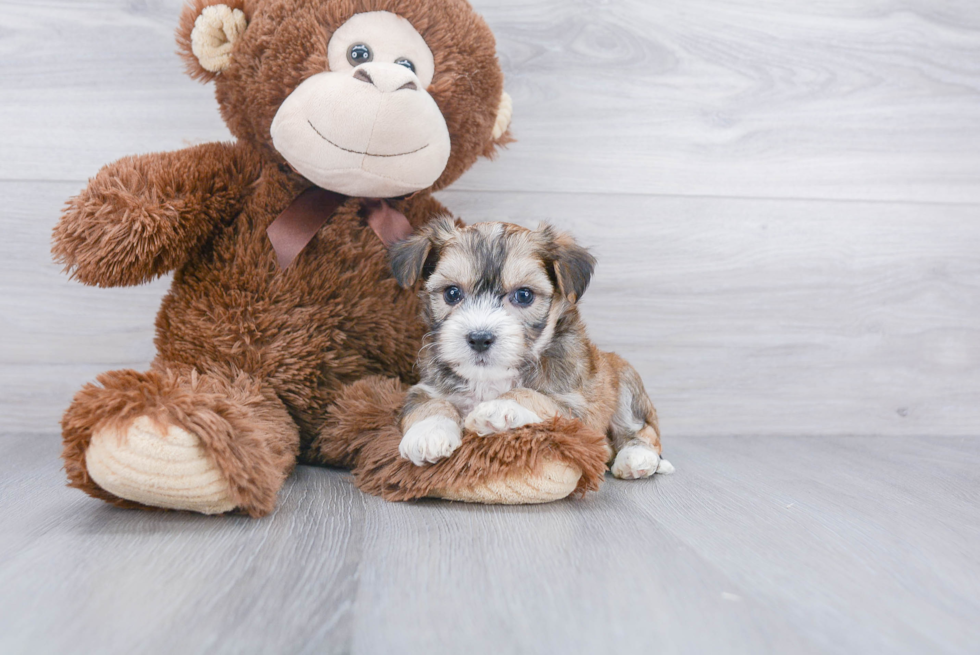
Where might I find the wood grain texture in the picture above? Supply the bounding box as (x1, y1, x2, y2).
(0, 436, 366, 655)
(438, 190, 980, 438)
(6, 180, 978, 437)
(3, 2, 980, 653)
(2, 434, 977, 654)
(3, 0, 980, 202)
(464, 0, 980, 202)
(0, 0, 230, 183)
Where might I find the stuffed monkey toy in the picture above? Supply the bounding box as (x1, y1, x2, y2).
(53, 0, 608, 517)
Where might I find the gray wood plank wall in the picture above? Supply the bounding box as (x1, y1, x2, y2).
(2, 0, 979, 438)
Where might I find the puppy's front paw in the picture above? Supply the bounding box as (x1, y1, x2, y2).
(611, 443, 664, 480)
(399, 416, 462, 466)
(464, 399, 543, 436)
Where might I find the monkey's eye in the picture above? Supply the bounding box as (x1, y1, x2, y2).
(394, 58, 416, 73)
(347, 44, 373, 66)
(511, 288, 535, 307)
(444, 286, 463, 305)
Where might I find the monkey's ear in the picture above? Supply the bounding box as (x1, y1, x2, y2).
(483, 89, 514, 157)
(389, 215, 457, 288)
(539, 224, 596, 303)
(177, 1, 250, 83)
(491, 91, 513, 143)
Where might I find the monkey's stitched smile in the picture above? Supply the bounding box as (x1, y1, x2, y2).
(308, 120, 430, 158)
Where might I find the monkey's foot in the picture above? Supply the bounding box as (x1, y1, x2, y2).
(86, 416, 236, 514)
(430, 459, 581, 504)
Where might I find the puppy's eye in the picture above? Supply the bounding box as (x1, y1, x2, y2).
(511, 288, 535, 306)
(347, 44, 373, 66)
(443, 286, 463, 305)
(395, 58, 415, 73)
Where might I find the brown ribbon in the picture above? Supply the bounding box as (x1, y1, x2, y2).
(267, 187, 345, 269)
(266, 188, 414, 269)
(363, 198, 415, 248)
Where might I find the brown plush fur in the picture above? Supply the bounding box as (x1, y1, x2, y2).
(62, 364, 300, 517)
(53, 0, 602, 516)
(53, 142, 262, 287)
(311, 377, 608, 500)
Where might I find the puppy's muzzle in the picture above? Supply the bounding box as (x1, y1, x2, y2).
(467, 330, 495, 353)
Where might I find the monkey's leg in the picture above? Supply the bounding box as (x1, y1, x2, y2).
(62, 363, 300, 517)
(313, 377, 611, 505)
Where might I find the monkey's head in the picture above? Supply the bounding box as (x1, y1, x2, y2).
(177, 0, 513, 198)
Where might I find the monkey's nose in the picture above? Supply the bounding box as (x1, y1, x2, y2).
(352, 63, 420, 94)
(353, 68, 374, 85)
(467, 331, 495, 353)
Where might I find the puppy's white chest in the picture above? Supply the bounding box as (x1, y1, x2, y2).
(451, 375, 517, 416)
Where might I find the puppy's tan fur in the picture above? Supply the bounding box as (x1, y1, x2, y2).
(390, 219, 672, 478)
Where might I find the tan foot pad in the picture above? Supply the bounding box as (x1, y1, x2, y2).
(430, 459, 582, 504)
(86, 416, 236, 514)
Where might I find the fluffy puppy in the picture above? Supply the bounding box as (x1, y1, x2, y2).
(389, 218, 673, 479)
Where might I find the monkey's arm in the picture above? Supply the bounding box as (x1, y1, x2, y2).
(52, 141, 261, 287)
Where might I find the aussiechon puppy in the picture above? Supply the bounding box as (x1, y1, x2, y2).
(389, 218, 673, 479)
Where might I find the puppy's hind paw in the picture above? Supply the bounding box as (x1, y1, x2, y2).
(611, 443, 662, 480)
(399, 416, 462, 466)
(656, 458, 675, 475)
(464, 399, 542, 436)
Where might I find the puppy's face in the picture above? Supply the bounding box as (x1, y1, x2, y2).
(390, 218, 595, 383)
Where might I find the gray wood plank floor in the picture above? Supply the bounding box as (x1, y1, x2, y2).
(2, 435, 978, 654)
(2, 0, 979, 653)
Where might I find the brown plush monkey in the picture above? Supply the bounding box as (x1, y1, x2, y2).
(53, 0, 608, 517)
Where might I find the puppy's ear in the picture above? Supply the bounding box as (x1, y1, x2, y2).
(538, 224, 596, 303)
(389, 215, 457, 288)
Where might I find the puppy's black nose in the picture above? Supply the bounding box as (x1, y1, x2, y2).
(467, 331, 495, 353)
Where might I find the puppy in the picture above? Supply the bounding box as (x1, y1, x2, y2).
(389, 217, 673, 479)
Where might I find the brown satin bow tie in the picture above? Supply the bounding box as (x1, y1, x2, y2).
(266, 188, 414, 269)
